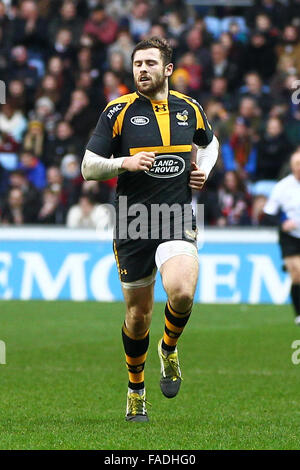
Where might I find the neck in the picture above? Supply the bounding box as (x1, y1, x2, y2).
(139, 81, 169, 102)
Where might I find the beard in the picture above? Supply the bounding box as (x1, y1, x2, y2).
(135, 70, 167, 98)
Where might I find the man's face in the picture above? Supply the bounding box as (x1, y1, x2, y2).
(132, 48, 172, 97)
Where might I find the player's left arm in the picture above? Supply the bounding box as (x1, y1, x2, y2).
(189, 101, 219, 190)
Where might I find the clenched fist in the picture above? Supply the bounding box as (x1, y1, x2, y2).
(122, 152, 156, 172)
(189, 162, 206, 190)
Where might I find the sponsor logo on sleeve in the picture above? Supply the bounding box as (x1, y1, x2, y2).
(107, 103, 123, 119)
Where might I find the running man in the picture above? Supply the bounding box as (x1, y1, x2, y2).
(264, 149, 300, 326)
(82, 37, 219, 421)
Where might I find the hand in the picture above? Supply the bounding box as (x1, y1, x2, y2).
(282, 219, 298, 232)
(122, 152, 156, 172)
(189, 162, 206, 190)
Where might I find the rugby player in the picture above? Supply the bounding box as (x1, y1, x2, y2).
(82, 37, 219, 421)
(264, 150, 300, 326)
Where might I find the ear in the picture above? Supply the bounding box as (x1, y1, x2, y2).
(165, 63, 173, 77)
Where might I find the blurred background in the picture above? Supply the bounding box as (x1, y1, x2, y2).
(0, 1, 295, 304)
(1, 0, 299, 229)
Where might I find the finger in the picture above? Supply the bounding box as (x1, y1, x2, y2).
(142, 152, 156, 158)
(141, 160, 154, 169)
(189, 177, 206, 184)
(190, 172, 206, 178)
(190, 162, 198, 170)
(190, 175, 206, 182)
(142, 155, 155, 162)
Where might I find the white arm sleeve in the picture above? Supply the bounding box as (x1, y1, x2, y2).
(196, 135, 219, 178)
(81, 149, 126, 181)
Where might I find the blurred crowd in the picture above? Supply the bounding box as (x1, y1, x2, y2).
(0, 0, 300, 228)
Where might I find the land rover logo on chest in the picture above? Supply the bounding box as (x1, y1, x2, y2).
(131, 116, 149, 126)
(145, 155, 185, 178)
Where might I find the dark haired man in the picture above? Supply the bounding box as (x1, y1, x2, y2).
(82, 37, 219, 421)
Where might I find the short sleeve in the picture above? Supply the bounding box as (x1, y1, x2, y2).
(86, 101, 127, 158)
(192, 100, 214, 147)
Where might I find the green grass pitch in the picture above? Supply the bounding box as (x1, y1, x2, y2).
(0, 300, 299, 450)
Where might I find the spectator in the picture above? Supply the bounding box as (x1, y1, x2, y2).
(60, 153, 83, 209)
(1, 187, 34, 225)
(64, 89, 99, 140)
(217, 96, 262, 143)
(66, 194, 111, 229)
(37, 185, 65, 224)
(48, 0, 83, 47)
(75, 70, 106, 111)
(18, 150, 46, 190)
(0, 101, 27, 143)
(28, 95, 61, 137)
(202, 76, 232, 112)
(176, 52, 202, 97)
(221, 117, 257, 180)
(217, 170, 252, 226)
(203, 42, 239, 91)
(35, 74, 62, 110)
(46, 165, 63, 192)
(7, 79, 28, 113)
(83, 5, 118, 46)
(11, 0, 48, 55)
(44, 120, 83, 167)
(276, 25, 300, 75)
(254, 117, 293, 185)
(8, 168, 41, 222)
(50, 27, 76, 68)
(108, 50, 134, 92)
(180, 27, 211, 72)
(0, 128, 19, 171)
(107, 29, 135, 73)
(23, 119, 45, 159)
(8, 45, 39, 101)
(102, 70, 130, 103)
(120, 1, 152, 43)
(171, 67, 191, 95)
(243, 30, 277, 80)
(246, 0, 288, 31)
(46, 55, 74, 103)
(239, 71, 272, 113)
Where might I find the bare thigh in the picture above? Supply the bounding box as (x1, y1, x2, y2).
(284, 255, 300, 283)
(160, 254, 199, 312)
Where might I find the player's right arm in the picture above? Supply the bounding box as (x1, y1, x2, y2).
(81, 98, 155, 181)
(81, 149, 155, 181)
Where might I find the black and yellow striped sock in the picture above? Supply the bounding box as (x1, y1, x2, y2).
(162, 301, 192, 353)
(122, 323, 149, 391)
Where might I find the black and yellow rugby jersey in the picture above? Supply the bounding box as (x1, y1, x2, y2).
(86, 90, 213, 209)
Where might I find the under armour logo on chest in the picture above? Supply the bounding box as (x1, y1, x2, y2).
(154, 104, 167, 113)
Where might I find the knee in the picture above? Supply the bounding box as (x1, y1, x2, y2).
(168, 285, 194, 312)
(125, 304, 152, 334)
